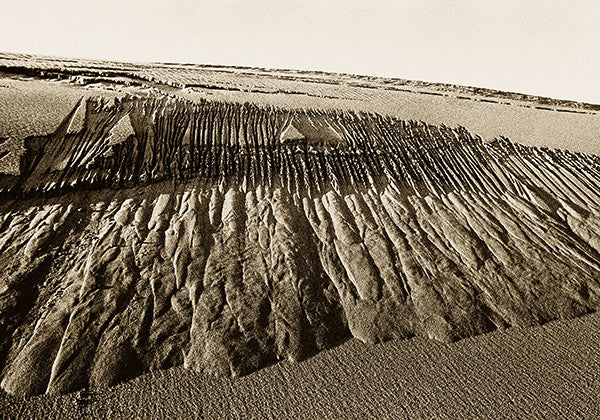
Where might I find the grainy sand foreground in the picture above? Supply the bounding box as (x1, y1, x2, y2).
(2, 312, 599, 419)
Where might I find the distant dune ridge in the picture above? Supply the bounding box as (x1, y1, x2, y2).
(1, 90, 600, 397)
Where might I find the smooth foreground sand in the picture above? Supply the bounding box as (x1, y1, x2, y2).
(2, 311, 599, 419)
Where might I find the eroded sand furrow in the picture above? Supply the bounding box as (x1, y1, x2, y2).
(2, 95, 600, 396)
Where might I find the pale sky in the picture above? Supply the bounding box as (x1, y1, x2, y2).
(1, 0, 599, 104)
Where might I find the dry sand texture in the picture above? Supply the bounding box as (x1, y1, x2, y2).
(0, 54, 600, 417)
(2, 312, 600, 419)
(2, 51, 600, 159)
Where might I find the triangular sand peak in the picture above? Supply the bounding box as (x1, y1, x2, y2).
(280, 123, 305, 143)
(106, 113, 135, 145)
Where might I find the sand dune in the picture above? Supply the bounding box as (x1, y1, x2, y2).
(0, 54, 599, 417)
(1, 93, 600, 397)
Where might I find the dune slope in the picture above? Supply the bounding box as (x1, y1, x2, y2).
(1, 95, 600, 396)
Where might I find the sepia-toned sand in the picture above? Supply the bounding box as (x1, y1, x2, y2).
(2, 312, 599, 419)
(1, 53, 600, 418)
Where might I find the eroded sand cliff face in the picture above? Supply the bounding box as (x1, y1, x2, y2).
(1, 96, 600, 396)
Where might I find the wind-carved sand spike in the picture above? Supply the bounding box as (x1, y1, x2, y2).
(0, 138, 11, 175)
(1, 94, 600, 396)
